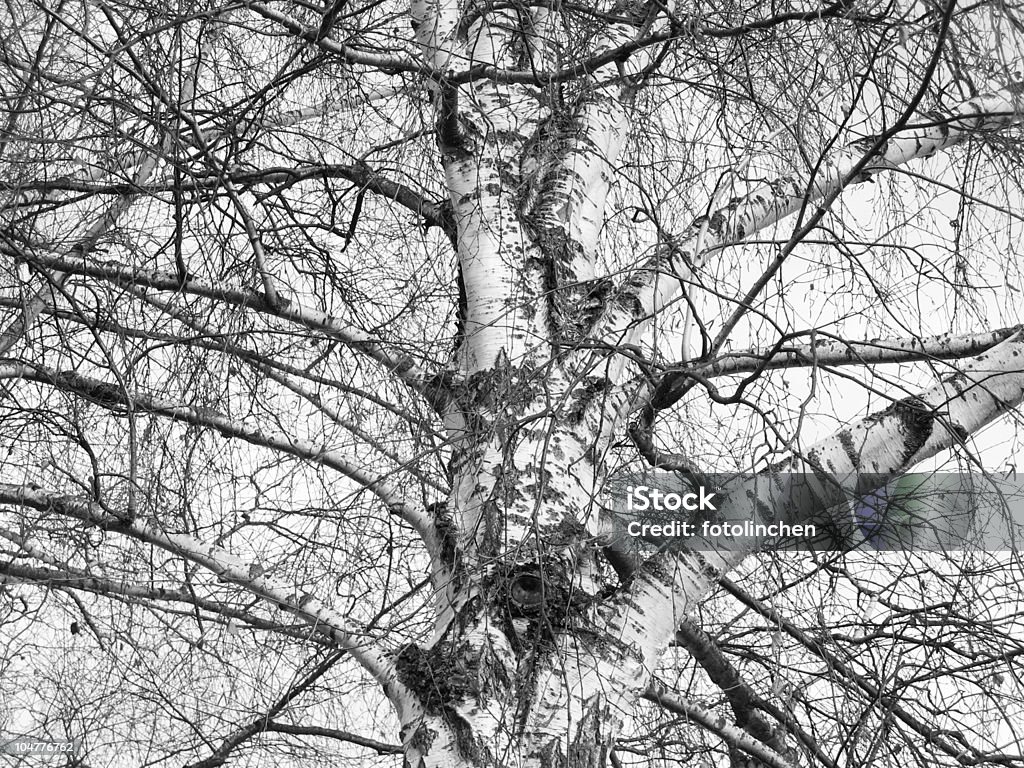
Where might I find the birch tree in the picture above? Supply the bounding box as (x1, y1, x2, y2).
(2, 0, 1024, 766)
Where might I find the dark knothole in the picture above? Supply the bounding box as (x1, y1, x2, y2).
(508, 572, 545, 613)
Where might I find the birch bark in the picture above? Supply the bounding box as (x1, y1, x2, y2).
(389, 6, 1024, 764)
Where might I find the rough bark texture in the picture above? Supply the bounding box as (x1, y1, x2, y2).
(376, 4, 1024, 762)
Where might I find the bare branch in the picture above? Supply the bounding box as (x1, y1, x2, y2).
(611, 334, 1024, 702)
(3, 248, 445, 401)
(642, 681, 796, 768)
(1, 164, 453, 238)
(263, 722, 402, 755)
(695, 325, 1024, 378)
(719, 576, 1024, 767)
(122, 284, 449, 495)
(0, 6, 233, 356)
(0, 295, 443, 433)
(245, 1, 860, 86)
(184, 651, 402, 768)
(646, 325, 1024, 410)
(0, 361, 441, 554)
(601, 84, 1024, 346)
(0, 560, 324, 645)
(0, 483, 401, 690)
(674, 616, 792, 756)
(784, 333, 1024, 479)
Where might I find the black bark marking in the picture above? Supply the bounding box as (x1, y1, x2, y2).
(394, 642, 499, 761)
(752, 494, 775, 524)
(944, 371, 968, 394)
(837, 429, 860, 469)
(452, 261, 468, 355)
(436, 83, 468, 156)
(566, 375, 609, 422)
(610, 290, 643, 321)
(871, 395, 935, 466)
(428, 502, 461, 570)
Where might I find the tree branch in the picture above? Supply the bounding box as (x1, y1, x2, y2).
(0, 6, 232, 357)
(0, 295, 443, 433)
(599, 84, 1024, 347)
(1, 164, 454, 240)
(0, 560, 325, 645)
(261, 722, 402, 754)
(674, 616, 838, 768)
(642, 681, 796, 768)
(0, 484, 401, 691)
(607, 334, 1024, 710)
(674, 616, 790, 754)
(0, 361, 441, 559)
(245, 1, 863, 86)
(185, 651, 401, 767)
(688, 332, 1024, 552)
(650, 325, 1024, 408)
(123, 284, 448, 495)
(719, 576, 1024, 767)
(2, 247, 445, 403)
(779, 332, 1024, 480)
(524, 1, 660, 330)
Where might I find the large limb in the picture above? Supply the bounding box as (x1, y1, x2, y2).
(0, 361, 443, 567)
(642, 681, 796, 768)
(427, 0, 550, 372)
(0, 484, 405, 694)
(524, 1, 673, 338)
(523, 27, 639, 284)
(422, 0, 671, 368)
(2, 248, 442, 400)
(597, 334, 1024, 729)
(674, 616, 791, 754)
(688, 325, 1024, 379)
(646, 325, 1024, 410)
(598, 85, 1024, 352)
(779, 332, 1024, 479)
